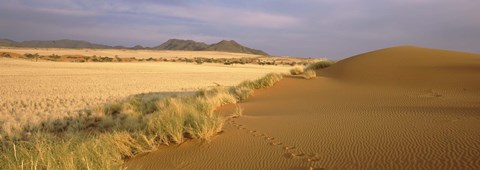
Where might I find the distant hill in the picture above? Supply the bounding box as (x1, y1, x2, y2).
(0, 38, 269, 56)
(19, 39, 112, 49)
(0, 39, 112, 49)
(131, 45, 145, 50)
(153, 39, 208, 51)
(154, 39, 268, 55)
(205, 40, 269, 56)
(0, 39, 18, 47)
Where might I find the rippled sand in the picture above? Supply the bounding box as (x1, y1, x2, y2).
(127, 46, 480, 169)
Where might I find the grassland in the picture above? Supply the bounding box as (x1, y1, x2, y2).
(0, 57, 289, 138)
(0, 47, 323, 65)
(0, 60, 285, 169)
(0, 49, 331, 169)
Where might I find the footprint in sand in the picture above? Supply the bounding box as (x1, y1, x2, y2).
(308, 167, 325, 170)
(307, 157, 320, 162)
(265, 137, 275, 140)
(421, 89, 443, 98)
(269, 142, 283, 146)
(284, 152, 306, 159)
(283, 146, 297, 150)
(229, 118, 319, 167)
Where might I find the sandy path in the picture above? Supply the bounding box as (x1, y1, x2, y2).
(126, 47, 480, 169)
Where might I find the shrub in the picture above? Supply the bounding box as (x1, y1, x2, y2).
(231, 86, 254, 101)
(289, 67, 304, 75)
(305, 60, 335, 70)
(303, 69, 316, 79)
(230, 73, 283, 101)
(1, 53, 11, 58)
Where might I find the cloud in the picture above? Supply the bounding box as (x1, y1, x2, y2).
(0, 0, 479, 59)
(126, 3, 301, 29)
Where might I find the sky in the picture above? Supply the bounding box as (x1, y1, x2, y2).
(0, 0, 479, 59)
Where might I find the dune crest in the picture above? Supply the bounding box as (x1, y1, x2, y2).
(321, 46, 480, 88)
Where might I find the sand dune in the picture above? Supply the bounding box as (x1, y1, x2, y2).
(126, 46, 480, 169)
(321, 46, 480, 88)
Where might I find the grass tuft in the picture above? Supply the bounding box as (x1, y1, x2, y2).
(289, 67, 304, 75)
(303, 69, 317, 79)
(232, 105, 244, 118)
(304, 60, 335, 70)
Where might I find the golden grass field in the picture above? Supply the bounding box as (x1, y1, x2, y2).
(0, 57, 289, 137)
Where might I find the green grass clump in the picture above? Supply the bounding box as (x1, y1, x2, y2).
(304, 60, 335, 70)
(0, 73, 285, 169)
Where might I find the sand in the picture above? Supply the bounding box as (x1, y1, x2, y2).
(126, 46, 480, 169)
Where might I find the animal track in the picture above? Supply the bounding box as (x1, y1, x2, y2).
(308, 157, 320, 162)
(266, 137, 275, 140)
(285, 152, 306, 159)
(419, 89, 443, 98)
(269, 142, 283, 146)
(227, 118, 323, 169)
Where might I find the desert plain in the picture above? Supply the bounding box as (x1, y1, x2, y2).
(1, 46, 480, 169)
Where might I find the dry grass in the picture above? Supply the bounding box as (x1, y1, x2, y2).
(304, 60, 335, 70)
(232, 105, 244, 118)
(289, 66, 304, 75)
(231, 73, 284, 101)
(0, 47, 262, 59)
(0, 73, 285, 169)
(303, 69, 317, 79)
(0, 57, 286, 169)
(0, 58, 289, 138)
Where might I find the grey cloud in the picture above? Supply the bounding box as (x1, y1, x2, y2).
(0, 0, 479, 59)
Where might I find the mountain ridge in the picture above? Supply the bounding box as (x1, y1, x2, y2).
(0, 38, 269, 56)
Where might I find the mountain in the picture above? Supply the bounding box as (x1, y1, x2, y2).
(0, 38, 269, 56)
(152, 39, 268, 55)
(205, 40, 269, 55)
(18, 39, 112, 49)
(131, 45, 145, 50)
(153, 39, 208, 51)
(0, 39, 18, 47)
